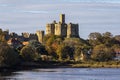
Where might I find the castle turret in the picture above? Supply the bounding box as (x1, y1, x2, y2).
(60, 14, 65, 24)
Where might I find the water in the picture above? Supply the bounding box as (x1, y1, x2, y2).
(0, 68, 120, 80)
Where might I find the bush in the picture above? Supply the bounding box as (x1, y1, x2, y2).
(91, 44, 115, 61)
(57, 44, 74, 60)
(20, 45, 36, 61)
(0, 43, 20, 67)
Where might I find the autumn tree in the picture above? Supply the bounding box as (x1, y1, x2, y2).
(91, 44, 115, 61)
(44, 35, 63, 59)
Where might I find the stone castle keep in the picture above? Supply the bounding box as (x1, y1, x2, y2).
(46, 14, 79, 38)
(2, 14, 79, 44)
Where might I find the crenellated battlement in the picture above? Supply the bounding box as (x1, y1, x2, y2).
(46, 14, 79, 38)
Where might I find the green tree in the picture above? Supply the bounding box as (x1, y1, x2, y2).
(91, 44, 115, 61)
(20, 45, 36, 61)
(114, 35, 120, 44)
(88, 32, 102, 46)
(103, 32, 113, 38)
(57, 44, 74, 60)
(29, 40, 47, 55)
(102, 32, 114, 46)
(0, 42, 20, 67)
(74, 45, 82, 61)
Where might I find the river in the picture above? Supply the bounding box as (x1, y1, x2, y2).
(0, 68, 120, 80)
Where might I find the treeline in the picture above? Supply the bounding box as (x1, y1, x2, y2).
(0, 30, 120, 67)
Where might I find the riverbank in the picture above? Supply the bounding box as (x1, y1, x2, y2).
(70, 61, 120, 68)
(0, 61, 120, 72)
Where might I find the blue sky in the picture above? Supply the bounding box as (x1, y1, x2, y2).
(0, 0, 120, 39)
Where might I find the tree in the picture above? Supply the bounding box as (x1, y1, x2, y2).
(102, 32, 114, 46)
(114, 35, 120, 44)
(74, 45, 82, 61)
(74, 44, 91, 61)
(0, 42, 20, 67)
(29, 40, 47, 55)
(91, 44, 115, 61)
(89, 32, 102, 40)
(88, 32, 102, 46)
(56, 44, 74, 60)
(20, 45, 36, 61)
(0, 29, 6, 42)
(103, 32, 113, 38)
(44, 35, 63, 59)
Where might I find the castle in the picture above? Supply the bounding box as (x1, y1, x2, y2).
(46, 14, 79, 38)
(2, 14, 79, 46)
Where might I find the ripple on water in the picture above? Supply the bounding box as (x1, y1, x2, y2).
(0, 68, 120, 80)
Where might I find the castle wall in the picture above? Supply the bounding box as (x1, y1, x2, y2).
(29, 34, 38, 41)
(60, 14, 65, 23)
(54, 23, 67, 37)
(55, 23, 61, 36)
(46, 24, 55, 35)
(67, 23, 79, 38)
(36, 30, 44, 43)
(46, 14, 79, 38)
(61, 24, 67, 37)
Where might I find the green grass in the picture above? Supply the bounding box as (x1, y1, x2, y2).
(69, 61, 120, 68)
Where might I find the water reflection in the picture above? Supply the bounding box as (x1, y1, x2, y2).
(0, 68, 120, 80)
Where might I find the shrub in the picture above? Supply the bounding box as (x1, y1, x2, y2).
(0, 43, 20, 67)
(20, 45, 36, 61)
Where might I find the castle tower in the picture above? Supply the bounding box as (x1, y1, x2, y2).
(46, 24, 55, 35)
(60, 14, 65, 23)
(36, 30, 44, 43)
(67, 23, 79, 38)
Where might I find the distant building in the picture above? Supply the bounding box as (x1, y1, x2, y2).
(4, 14, 79, 46)
(36, 30, 45, 43)
(114, 49, 120, 60)
(7, 38, 22, 48)
(29, 33, 38, 41)
(22, 32, 30, 38)
(46, 14, 79, 38)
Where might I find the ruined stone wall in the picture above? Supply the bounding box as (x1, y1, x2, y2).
(45, 14, 79, 38)
(67, 23, 79, 38)
(29, 33, 38, 41)
(46, 24, 55, 35)
(67, 23, 72, 38)
(55, 23, 61, 36)
(61, 24, 67, 37)
(36, 30, 44, 43)
(60, 14, 65, 23)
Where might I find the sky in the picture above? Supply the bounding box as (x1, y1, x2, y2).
(0, 0, 120, 39)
